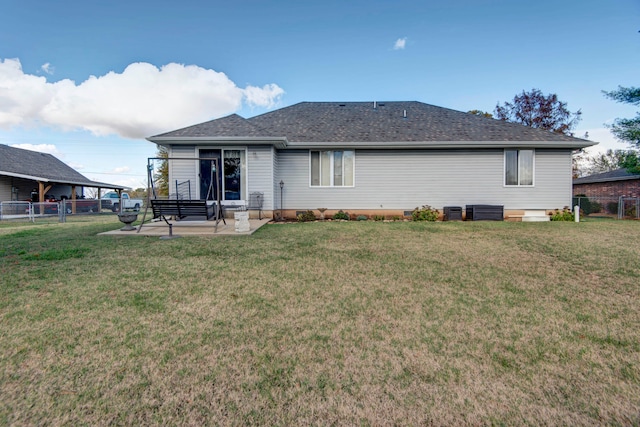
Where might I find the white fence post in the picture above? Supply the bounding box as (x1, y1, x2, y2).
(574, 205, 580, 223)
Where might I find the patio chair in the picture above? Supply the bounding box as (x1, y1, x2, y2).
(247, 192, 264, 219)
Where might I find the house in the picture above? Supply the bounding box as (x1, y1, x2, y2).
(573, 168, 640, 198)
(0, 144, 127, 204)
(147, 101, 594, 219)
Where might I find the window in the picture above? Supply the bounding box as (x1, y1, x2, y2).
(504, 149, 534, 186)
(199, 148, 246, 200)
(310, 150, 354, 187)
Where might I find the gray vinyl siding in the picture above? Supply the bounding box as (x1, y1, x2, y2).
(168, 145, 198, 198)
(247, 145, 274, 210)
(277, 148, 573, 210)
(273, 148, 280, 211)
(0, 176, 15, 201)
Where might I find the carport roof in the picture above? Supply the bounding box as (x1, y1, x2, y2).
(0, 144, 127, 189)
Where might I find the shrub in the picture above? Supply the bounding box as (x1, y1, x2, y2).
(296, 210, 316, 222)
(550, 207, 574, 221)
(356, 215, 368, 221)
(411, 205, 439, 222)
(607, 201, 619, 214)
(573, 194, 595, 215)
(372, 214, 385, 221)
(332, 210, 350, 220)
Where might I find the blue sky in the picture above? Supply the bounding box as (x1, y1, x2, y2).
(1, 0, 638, 189)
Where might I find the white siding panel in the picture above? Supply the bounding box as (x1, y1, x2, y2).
(168, 145, 198, 198)
(247, 145, 274, 209)
(272, 147, 280, 211)
(278, 149, 573, 210)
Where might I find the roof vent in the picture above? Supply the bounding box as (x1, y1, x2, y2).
(338, 104, 346, 107)
(403, 109, 407, 119)
(373, 101, 377, 110)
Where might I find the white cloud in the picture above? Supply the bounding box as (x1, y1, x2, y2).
(41, 62, 54, 75)
(393, 37, 407, 50)
(578, 127, 633, 155)
(244, 83, 285, 108)
(0, 58, 285, 139)
(10, 143, 60, 155)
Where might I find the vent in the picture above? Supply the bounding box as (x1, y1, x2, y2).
(403, 109, 407, 118)
(338, 104, 346, 107)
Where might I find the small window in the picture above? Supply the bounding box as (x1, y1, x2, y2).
(505, 149, 534, 186)
(310, 150, 355, 187)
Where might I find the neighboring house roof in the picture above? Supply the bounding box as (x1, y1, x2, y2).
(149, 101, 595, 149)
(573, 168, 640, 185)
(0, 144, 127, 189)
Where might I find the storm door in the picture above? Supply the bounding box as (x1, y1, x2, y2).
(199, 150, 222, 200)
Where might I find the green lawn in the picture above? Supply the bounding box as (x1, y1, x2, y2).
(1, 217, 639, 425)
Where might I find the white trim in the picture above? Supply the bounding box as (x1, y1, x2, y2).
(504, 148, 535, 187)
(196, 147, 248, 200)
(309, 150, 356, 188)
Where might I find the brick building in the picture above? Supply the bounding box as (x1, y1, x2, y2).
(573, 168, 640, 198)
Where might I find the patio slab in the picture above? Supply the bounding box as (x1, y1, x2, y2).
(99, 218, 272, 237)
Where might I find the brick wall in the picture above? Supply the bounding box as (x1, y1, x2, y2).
(573, 179, 640, 198)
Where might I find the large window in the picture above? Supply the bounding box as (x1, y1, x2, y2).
(504, 149, 534, 186)
(199, 149, 246, 200)
(310, 150, 354, 187)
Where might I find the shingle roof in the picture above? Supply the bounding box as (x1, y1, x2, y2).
(157, 114, 266, 138)
(573, 168, 640, 184)
(152, 101, 592, 146)
(0, 144, 126, 188)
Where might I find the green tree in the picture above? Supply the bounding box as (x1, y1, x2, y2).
(583, 148, 639, 175)
(603, 86, 640, 147)
(494, 88, 582, 135)
(154, 146, 169, 197)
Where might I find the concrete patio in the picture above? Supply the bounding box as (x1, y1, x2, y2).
(99, 217, 272, 237)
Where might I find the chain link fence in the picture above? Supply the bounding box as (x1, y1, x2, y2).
(1, 200, 117, 223)
(572, 196, 639, 220)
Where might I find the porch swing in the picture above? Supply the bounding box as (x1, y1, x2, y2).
(137, 156, 225, 237)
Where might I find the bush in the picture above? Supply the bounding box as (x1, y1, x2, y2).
(550, 207, 574, 221)
(296, 210, 316, 222)
(332, 210, 350, 220)
(573, 194, 595, 215)
(356, 215, 368, 221)
(607, 201, 619, 214)
(411, 205, 439, 222)
(372, 214, 385, 221)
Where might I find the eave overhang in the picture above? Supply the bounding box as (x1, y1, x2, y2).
(147, 136, 289, 149)
(146, 137, 595, 150)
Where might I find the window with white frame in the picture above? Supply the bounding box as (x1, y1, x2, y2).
(310, 150, 354, 187)
(504, 149, 534, 186)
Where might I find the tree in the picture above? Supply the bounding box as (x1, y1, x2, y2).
(153, 146, 169, 197)
(581, 149, 639, 176)
(603, 86, 640, 147)
(494, 88, 582, 135)
(468, 109, 493, 118)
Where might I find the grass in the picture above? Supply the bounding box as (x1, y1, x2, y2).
(1, 216, 639, 425)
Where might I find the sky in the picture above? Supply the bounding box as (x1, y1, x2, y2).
(1, 0, 639, 189)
